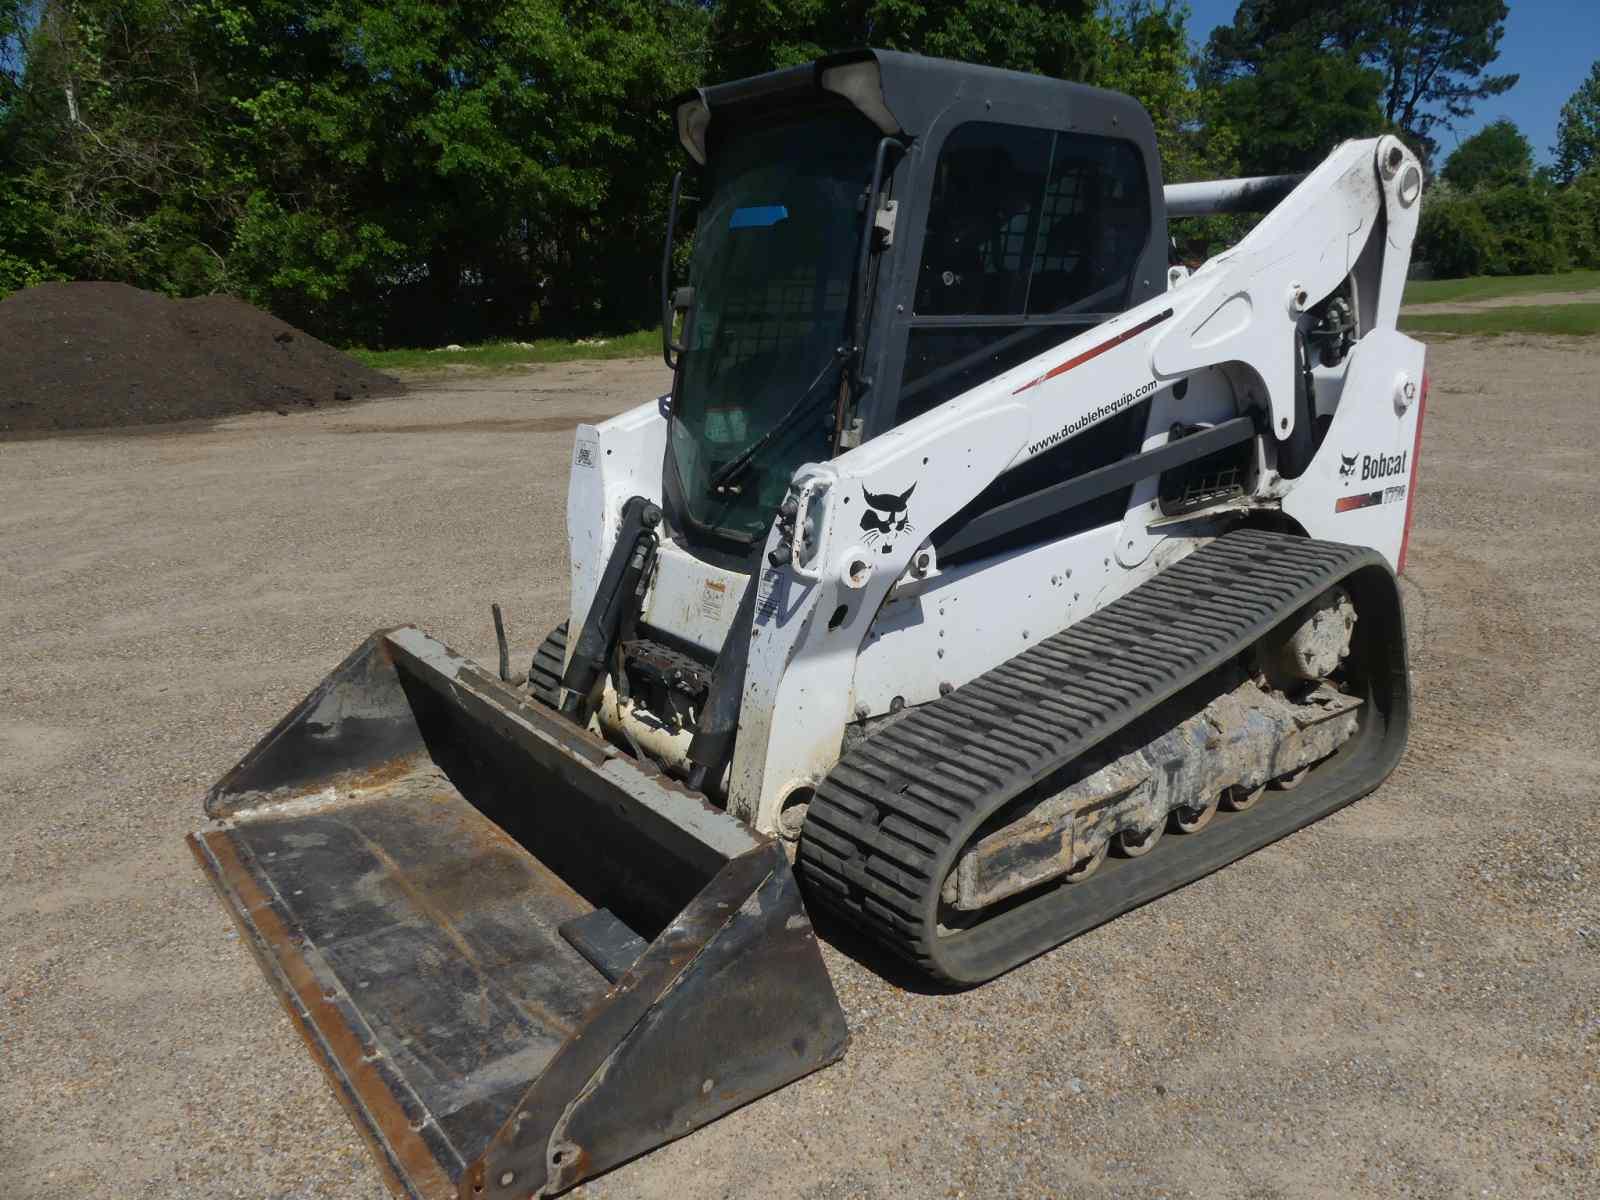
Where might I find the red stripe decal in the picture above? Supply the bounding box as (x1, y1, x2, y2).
(1397, 370, 1428, 574)
(1336, 491, 1382, 513)
(1012, 308, 1175, 395)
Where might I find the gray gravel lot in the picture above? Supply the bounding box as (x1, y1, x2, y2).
(3, 338, 1596, 1199)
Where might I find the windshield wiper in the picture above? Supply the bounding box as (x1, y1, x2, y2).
(707, 344, 852, 497)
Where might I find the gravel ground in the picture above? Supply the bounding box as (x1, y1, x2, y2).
(3, 338, 1597, 1199)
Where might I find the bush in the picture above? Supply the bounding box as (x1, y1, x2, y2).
(1441, 119, 1534, 190)
(1416, 190, 1500, 278)
(0, 170, 61, 298)
(1477, 183, 1570, 275)
(1557, 169, 1600, 268)
(1416, 176, 1600, 279)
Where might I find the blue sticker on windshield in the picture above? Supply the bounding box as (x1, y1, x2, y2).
(729, 205, 789, 230)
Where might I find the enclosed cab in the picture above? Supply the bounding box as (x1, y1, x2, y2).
(660, 49, 1171, 570)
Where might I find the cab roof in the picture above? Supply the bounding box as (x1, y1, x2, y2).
(674, 48, 1155, 164)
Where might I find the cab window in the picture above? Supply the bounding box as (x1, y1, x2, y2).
(899, 122, 1150, 424)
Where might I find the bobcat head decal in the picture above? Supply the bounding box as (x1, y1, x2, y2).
(860, 483, 916, 553)
(1339, 453, 1358, 480)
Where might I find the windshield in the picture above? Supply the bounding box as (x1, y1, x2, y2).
(669, 109, 881, 544)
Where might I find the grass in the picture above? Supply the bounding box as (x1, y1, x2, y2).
(351, 328, 660, 371)
(1402, 268, 1600, 306)
(1399, 302, 1600, 337)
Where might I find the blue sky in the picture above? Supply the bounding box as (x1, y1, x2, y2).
(1183, 0, 1595, 164)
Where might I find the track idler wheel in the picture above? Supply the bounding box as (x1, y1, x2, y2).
(1271, 765, 1311, 791)
(1116, 820, 1165, 858)
(1064, 839, 1109, 882)
(1222, 783, 1266, 812)
(1171, 793, 1221, 834)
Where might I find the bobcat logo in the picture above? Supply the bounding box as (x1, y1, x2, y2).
(860, 483, 916, 553)
(1339, 453, 1358, 481)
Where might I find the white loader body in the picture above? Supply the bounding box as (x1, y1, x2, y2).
(569, 136, 1425, 836)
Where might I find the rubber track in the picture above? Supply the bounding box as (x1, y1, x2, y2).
(797, 529, 1408, 984)
(527, 621, 569, 710)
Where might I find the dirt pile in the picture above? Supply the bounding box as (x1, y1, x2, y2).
(0, 282, 398, 433)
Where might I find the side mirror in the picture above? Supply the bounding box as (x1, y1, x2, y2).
(849, 137, 905, 389)
(667, 286, 695, 358)
(661, 172, 693, 369)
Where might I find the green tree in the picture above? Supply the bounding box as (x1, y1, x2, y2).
(214, 0, 707, 342)
(706, 0, 1221, 179)
(1415, 186, 1497, 277)
(1077, 0, 1236, 186)
(1212, 41, 1385, 174)
(0, 167, 58, 293)
(1200, 1, 1385, 171)
(1, 2, 52, 292)
(1201, 0, 1367, 77)
(1, 1, 27, 105)
(0, 0, 708, 339)
(0, 0, 234, 295)
(1417, 173, 1584, 280)
(1440, 118, 1532, 190)
(1554, 61, 1600, 184)
(1476, 180, 1568, 274)
(0, 0, 1251, 337)
(707, 0, 1100, 83)
(1203, 0, 1517, 164)
(1556, 168, 1600, 268)
(1373, 0, 1517, 158)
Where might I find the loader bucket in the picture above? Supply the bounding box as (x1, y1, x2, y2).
(187, 626, 848, 1199)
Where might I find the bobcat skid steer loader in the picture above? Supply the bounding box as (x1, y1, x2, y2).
(189, 49, 1426, 1199)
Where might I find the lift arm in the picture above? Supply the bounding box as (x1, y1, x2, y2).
(729, 135, 1423, 834)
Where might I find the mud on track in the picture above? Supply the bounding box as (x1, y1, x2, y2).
(1, 341, 1595, 1198)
